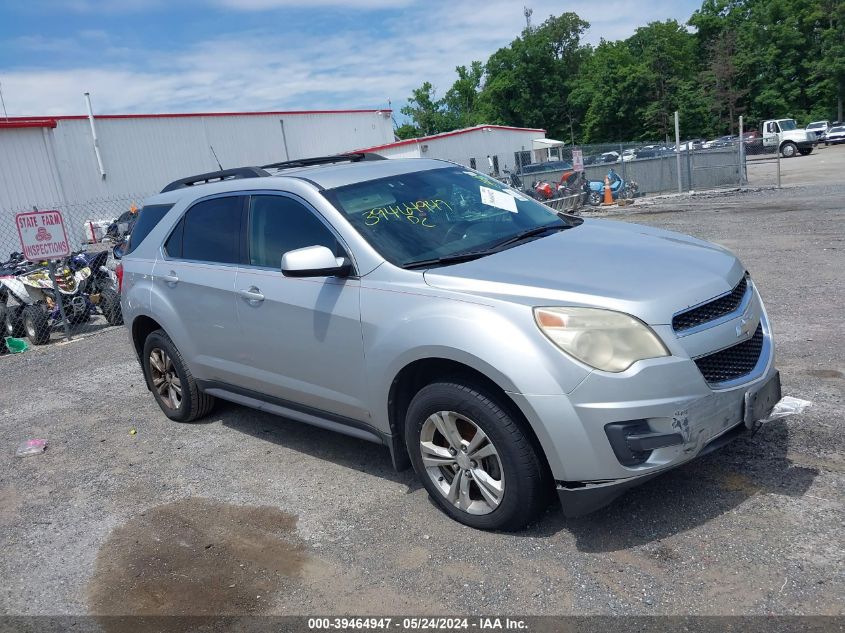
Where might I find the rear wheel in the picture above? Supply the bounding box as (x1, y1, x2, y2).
(22, 305, 50, 345)
(781, 141, 797, 158)
(99, 288, 123, 326)
(588, 190, 602, 206)
(142, 329, 215, 422)
(405, 381, 548, 531)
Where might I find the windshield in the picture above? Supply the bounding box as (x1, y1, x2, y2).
(323, 166, 577, 267)
(779, 120, 798, 131)
(831, 127, 845, 133)
(807, 122, 825, 129)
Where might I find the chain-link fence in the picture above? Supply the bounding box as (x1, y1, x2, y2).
(1, 195, 149, 354)
(439, 139, 745, 208)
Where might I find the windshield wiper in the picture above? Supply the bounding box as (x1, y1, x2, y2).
(485, 223, 569, 250)
(402, 251, 492, 270)
(401, 224, 569, 270)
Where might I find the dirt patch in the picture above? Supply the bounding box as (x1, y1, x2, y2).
(87, 497, 306, 622)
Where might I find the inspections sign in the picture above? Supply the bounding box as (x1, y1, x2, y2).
(15, 210, 71, 261)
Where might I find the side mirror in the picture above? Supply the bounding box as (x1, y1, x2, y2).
(281, 245, 350, 278)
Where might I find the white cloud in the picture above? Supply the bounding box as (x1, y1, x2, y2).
(0, 0, 698, 116)
(213, 0, 412, 8)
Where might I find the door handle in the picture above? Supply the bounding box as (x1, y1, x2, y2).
(238, 287, 265, 303)
(160, 271, 179, 285)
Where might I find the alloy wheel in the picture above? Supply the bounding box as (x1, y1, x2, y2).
(419, 411, 504, 515)
(149, 347, 182, 410)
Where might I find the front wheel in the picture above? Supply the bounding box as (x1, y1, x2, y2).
(781, 141, 797, 158)
(142, 329, 215, 422)
(22, 305, 50, 345)
(588, 190, 602, 206)
(405, 381, 548, 531)
(798, 147, 813, 156)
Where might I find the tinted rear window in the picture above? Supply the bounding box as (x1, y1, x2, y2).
(181, 196, 242, 264)
(126, 204, 173, 254)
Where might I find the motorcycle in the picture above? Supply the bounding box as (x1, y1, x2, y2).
(586, 168, 639, 206)
(558, 170, 591, 206)
(1, 249, 122, 345)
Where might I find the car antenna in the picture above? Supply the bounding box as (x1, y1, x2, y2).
(209, 145, 223, 171)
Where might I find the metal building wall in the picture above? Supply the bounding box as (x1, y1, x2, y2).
(0, 127, 65, 211)
(0, 111, 395, 212)
(366, 127, 546, 171)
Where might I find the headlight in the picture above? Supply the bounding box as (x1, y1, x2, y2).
(534, 307, 669, 372)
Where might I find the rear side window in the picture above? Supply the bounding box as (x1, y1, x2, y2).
(164, 218, 184, 258)
(126, 204, 173, 254)
(181, 196, 243, 264)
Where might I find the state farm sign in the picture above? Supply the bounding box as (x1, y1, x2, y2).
(15, 210, 71, 261)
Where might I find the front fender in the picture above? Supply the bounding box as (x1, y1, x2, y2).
(360, 281, 590, 433)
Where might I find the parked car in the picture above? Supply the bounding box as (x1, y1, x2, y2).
(805, 120, 830, 142)
(823, 125, 845, 145)
(678, 139, 704, 151)
(121, 154, 782, 531)
(703, 135, 736, 149)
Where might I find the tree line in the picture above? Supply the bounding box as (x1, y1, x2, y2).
(396, 0, 845, 144)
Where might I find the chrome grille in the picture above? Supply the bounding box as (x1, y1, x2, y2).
(673, 276, 748, 332)
(694, 324, 764, 384)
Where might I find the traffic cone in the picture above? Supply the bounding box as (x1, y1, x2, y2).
(602, 175, 613, 205)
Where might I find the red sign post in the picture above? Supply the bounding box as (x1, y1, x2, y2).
(15, 210, 71, 262)
(14, 209, 73, 341)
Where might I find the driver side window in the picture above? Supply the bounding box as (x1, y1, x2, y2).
(247, 195, 342, 269)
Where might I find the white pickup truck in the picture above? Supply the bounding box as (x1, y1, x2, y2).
(761, 119, 815, 157)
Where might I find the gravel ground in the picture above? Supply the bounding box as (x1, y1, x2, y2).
(0, 184, 843, 620)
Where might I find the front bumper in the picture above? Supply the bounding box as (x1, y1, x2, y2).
(509, 290, 778, 516)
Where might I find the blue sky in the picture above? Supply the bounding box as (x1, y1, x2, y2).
(0, 0, 701, 117)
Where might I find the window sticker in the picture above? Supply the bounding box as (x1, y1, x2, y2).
(479, 186, 518, 213)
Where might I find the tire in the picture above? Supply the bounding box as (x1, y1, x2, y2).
(99, 288, 123, 326)
(142, 329, 215, 422)
(3, 304, 25, 338)
(404, 381, 548, 531)
(781, 141, 797, 158)
(798, 148, 812, 156)
(22, 305, 50, 345)
(588, 190, 602, 206)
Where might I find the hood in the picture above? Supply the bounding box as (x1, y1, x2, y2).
(423, 219, 745, 325)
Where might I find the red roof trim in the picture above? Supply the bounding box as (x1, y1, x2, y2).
(0, 109, 390, 122)
(0, 119, 58, 130)
(356, 124, 547, 153)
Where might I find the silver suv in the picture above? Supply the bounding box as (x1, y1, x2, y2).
(120, 154, 781, 531)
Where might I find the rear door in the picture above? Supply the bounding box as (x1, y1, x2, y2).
(234, 193, 367, 421)
(151, 194, 245, 384)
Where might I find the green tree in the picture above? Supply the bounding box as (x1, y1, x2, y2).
(478, 12, 590, 139)
(400, 81, 450, 136)
(441, 61, 485, 129)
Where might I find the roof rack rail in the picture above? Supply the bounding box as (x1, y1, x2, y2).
(160, 166, 270, 193)
(260, 152, 385, 170)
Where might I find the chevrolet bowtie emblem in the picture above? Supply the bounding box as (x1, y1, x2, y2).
(736, 314, 753, 338)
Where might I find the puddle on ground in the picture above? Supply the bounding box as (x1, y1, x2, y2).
(87, 497, 306, 623)
(806, 368, 843, 379)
